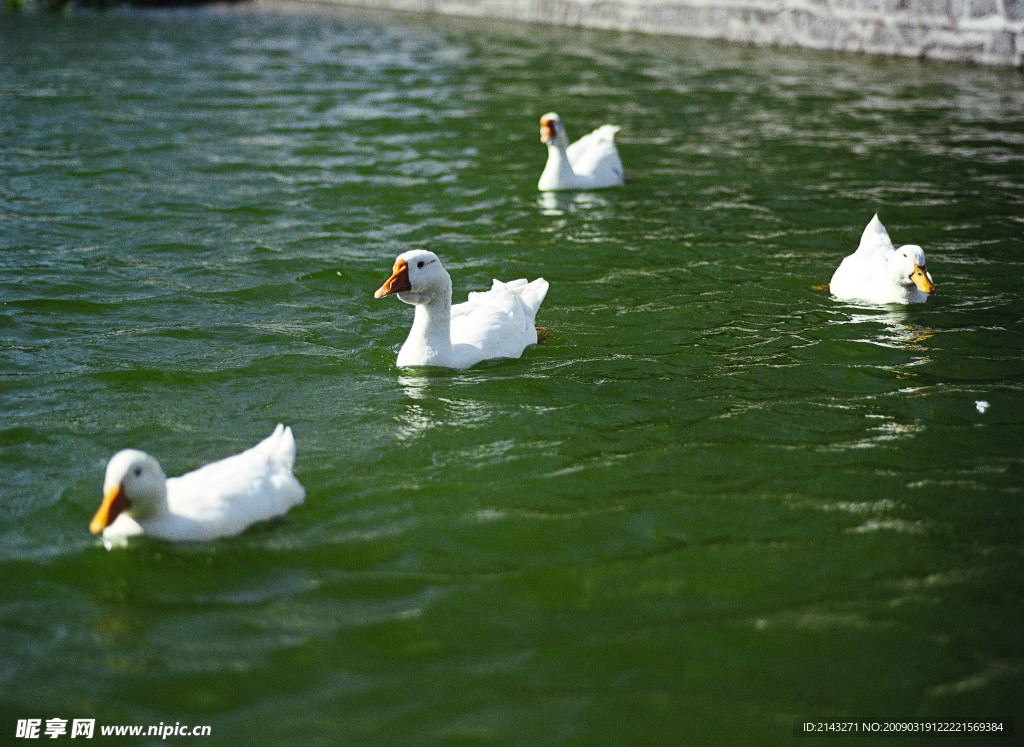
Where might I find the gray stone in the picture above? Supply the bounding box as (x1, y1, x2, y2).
(916, 0, 951, 17)
(321, 0, 1024, 67)
(968, 0, 1000, 17)
(990, 29, 1016, 56)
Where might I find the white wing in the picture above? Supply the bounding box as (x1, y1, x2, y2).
(567, 125, 624, 185)
(452, 278, 549, 361)
(159, 425, 305, 541)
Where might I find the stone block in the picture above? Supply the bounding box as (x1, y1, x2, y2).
(916, 0, 951, 17)
(327, 0, 1023, 67)
(968, 0, 1000, 17)
(869, 19, 903, 47)
(990, 29, 1016, 56)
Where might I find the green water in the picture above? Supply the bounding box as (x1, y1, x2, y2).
(2, 3, 1023, 743)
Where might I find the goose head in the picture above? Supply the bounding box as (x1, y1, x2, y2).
(90, 449, 168, 534)
(540, 113, 569, 149)
(891, 245, 936, 295)
(374, 249, 451, 306)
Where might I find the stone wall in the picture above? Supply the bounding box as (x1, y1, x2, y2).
(319, 0, 1024, 67)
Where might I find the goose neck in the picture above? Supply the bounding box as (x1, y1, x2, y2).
(408, 291, 454, 355)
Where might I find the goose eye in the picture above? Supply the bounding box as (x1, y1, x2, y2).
(133, 467, 142, 478)
(417, 261, 425, 268)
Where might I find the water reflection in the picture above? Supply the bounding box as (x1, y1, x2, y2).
(537, 190, 613, 217)
(849, 414, 924, 450)
(821, 306, 937, 453)
(395, 373, 490, 441)
(833, 307, 936, 351)
(395, 373, 434, 441)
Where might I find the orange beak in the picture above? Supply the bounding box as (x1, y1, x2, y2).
(540, 116, 556, 143)
(90, 484, 128, 535)
(374, 258, 412, 299)
(911, 263, 935, 295)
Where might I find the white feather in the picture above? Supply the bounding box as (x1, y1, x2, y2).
(96, 424, 305, 543)
(538, 113, 624, 191)
(377, 250, 548, 370)
(829, 214, 936, 305)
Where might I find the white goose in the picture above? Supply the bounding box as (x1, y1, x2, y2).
(90, 424, 305, 543)
(829, 214, 936, 304)
(538, 112, 624, 191)
(374, 249, 549, 370)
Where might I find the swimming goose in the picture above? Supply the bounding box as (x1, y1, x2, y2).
(538, 112, 624, 191)
(374, 249, 548, 369)
(828, 214, 936, 304)
(90, 424, 305, 543)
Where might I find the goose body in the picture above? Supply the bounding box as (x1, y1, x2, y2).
(90, 424, 305, 543)
(375, 249, 548, 370)
(538, 112, 624, 191)
(829, 214, 936, 304)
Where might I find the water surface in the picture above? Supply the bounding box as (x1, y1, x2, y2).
(1, 3, 1022, 743)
